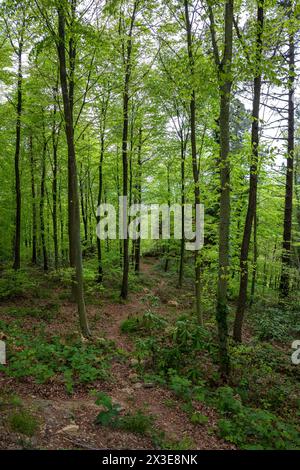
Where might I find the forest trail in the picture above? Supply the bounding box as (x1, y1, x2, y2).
(0, 258, 233, 450)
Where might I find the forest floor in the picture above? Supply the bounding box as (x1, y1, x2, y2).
(0, 257, 299, 450)
(0, 258, 233, 450)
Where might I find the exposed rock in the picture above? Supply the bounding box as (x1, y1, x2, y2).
(58, 424, 79, 434)
(167, 300, 179, 307)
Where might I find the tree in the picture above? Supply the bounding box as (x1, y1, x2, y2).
(279, 0, 296, 300)
(207, 0, 234, 377)
(233, 0, 265, 342)
(56, 0, 91, 337)
(2, 1, 28, 270)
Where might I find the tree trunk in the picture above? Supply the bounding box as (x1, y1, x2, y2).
(97, 129, 105, 283)
(135, 127, 142, 274)
(13, 43, 23, 270)
(52, 88, 59, 270)
(184, 0, 202, 325)
(120, 2, 138, 300)
(178, 138, 186, 288)
(29, 135, 37, 265)
(233, 1, 264, 342)
(279, 2, 295, 300)
(40, 129, 48, 272)
(250, 211, 258, 306)
(57, 4, 91, 337)
(208, 0, 234, 377)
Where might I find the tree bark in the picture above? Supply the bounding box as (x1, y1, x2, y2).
(279, 2, 295, 300)
(184, 0, 202, 325)
(29, 135, 37, 265)
(57, 3, 91, 337)
(135, 127, 142, 274)
(40, 127, 48, 272)
(13, 38, 24, 270)
(120, 1, 138, 300)
(178, 137, 186, 288)
(208, 0, 234, 377)
(52, 86, 59, 270)
(233, 1, 264, 342)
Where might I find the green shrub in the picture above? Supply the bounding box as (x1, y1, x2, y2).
(120, 317, 140, 333)
(252, 306, 294, 341)
(190, 411, 209, 425)
(95, 392, 122, 427)
(5, 303, 58, 321)
(9, 410, 39, 437)
(0, 323, 113, 392)
(120, 410, 153, 435)
(121, 311, 166, 334)
(0, 270, 39, 300)
(95, 393, 153, 435)
(216, 386, 243, 414)
(218, 406, 300, 450)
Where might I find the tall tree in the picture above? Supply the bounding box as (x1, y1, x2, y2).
(56, 0, 91, 337)
(184, 0, 202, 325)
(233, 0, 264, 342)
(3, 2, 27, 269)
(120, 0, 139, 300)
(208, 0, 234, 377)
(279, 0, 295, 300)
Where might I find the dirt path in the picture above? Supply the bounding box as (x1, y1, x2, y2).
(0, 259, 233, 450)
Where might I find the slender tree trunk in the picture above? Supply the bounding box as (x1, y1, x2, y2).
(208, 0, 234, 377)
(135, 127, 142, 274)
(184, 0, 202, 325)
(57, 4, 91, 337)
(96, 93, 109, 282)
(29, 135, 37, 265)
(279, 2, 295, 300)
(58, 176, 64, 261)
(178, 138, 186, 288)
(52, 89, 59, 270)
(80, 165, 88, 250)
(40, 129, 48, 272)
(250, 211, 258, 305)
(120, 2, 138, 300)
(13, 42, 23, 270)
(97, 130, 105, 283)
(233, 1, 264, 342)
(164, 163, 171, 272)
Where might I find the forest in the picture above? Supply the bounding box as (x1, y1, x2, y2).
(0, 0, 299, 453)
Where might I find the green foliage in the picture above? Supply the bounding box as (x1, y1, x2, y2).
(95, 393, 153, 435)
(229, 342, 300, 415)
(252, 306, 297, 341)
(0, 321, 113, 392)
(216, 386, 243, 414)
(168, 370, 192, 400)
(161, 436, 195, 450)
(0, 270, 39, 300)
(119, 410, 154, 435)
(9, 410, 39, 437)
(120, 311, 166, 334)
(218, 406, 300, 450)
(4, 303, 58, 321)
(172, 316, 213, 352)
(190, 411, 209, 425)
(120, 317, 140, 333)
(47, 268, 74, 288)
(95, 392, 122, 427)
